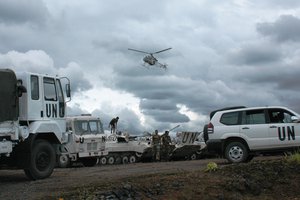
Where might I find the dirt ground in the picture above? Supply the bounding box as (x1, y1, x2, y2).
(0, 156, 299, 200)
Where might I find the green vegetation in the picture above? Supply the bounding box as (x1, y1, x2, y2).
(285, 151, 300, 164)
(204, 161, 218, 172)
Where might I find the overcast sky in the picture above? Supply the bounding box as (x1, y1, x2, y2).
(1, 0, 300, 134)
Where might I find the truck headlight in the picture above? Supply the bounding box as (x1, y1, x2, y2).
(18, 126, 29, 140)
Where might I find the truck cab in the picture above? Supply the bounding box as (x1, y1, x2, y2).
(0, 69, 71, 180)
(58, 115, 108, 167)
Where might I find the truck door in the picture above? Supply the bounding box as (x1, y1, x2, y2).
(43, 77, 66, 131)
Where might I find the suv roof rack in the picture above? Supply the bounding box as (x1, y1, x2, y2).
(209, 106, 246, 119)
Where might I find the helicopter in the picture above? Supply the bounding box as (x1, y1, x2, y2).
(128, 47, 172, 70)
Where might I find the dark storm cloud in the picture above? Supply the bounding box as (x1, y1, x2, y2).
(228, 43, 281, 65)
(242, 66, 300, 91)
(140, 99, 177, 111)
(257, 15, 300, 42)
(140, 99, 189, 123)
(143, 109, 189, 123)
(0, 0, 49, 25)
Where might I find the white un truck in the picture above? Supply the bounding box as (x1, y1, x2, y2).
(58, 115, 108, 167)
(0, 69, 71, 180)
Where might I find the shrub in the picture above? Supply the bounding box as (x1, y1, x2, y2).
(204, 162, 218, 172)
(285, 151, 300, 164)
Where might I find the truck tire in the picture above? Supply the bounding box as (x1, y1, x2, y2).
(225, 141, 248, 163)
(107, 156, 115, 165)
(115, 156, 122, 164)
(24, 139, 56, 180)
(190, 153, 197, 160)
(135, 152, 142, 158)
(58, 154, 70, 168)
(129, 155, 136, 163)
(122, 156, 129, 164)
(81, 157, 98, 167)
(99, 157, 107, 165)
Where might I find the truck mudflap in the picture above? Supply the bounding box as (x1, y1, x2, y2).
(11, 134, 36, 169)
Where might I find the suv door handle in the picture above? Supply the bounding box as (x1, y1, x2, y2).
(270, 125, 277, 128)
(242, 127, 249, 130)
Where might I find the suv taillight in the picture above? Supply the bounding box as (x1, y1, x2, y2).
(207, 122, 214, 134)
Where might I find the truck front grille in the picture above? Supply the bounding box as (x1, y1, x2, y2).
(87, 142, 97, 151)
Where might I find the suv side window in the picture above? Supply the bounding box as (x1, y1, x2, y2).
(241, 109, 266, 124)
(220, 111, 240, 125)
(268, 109, 294, 123)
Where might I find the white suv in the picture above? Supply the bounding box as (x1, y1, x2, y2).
(203, 106, 300, 163)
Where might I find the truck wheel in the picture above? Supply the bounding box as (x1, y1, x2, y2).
(99, 157, 107, 165)
(129, 155, 136, 163)
(58, 154, 70, 168)
(190, 153, 197, 160)
(115, 156, 121, 164)
(135, 152, 142, 158)
(122, 156, 129, 164)
(225, 141, 248, 163)
(24, 139, 56, 180)
(107, 156, 115, 165)
(81, 157, 98, 167)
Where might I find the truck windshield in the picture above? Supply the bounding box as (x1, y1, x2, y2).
(74, 120, 103, 135)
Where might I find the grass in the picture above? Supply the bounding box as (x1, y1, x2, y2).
(204, 161, 218, 172)
(285, 151, 300, 164)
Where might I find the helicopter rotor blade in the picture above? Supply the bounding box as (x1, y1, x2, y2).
(152, 47, 172, 54)
(128, 48, 151, 54)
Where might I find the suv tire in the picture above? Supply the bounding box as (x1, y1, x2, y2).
(225, 141, 248, 163)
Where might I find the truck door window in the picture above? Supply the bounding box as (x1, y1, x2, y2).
(43, 78, 57, 101)
(56, 79, 65, 117)
(31, 75, 39, 100)
(241, 109, 266, 124)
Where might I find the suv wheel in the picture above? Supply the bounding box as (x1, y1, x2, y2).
(225, 141, 248, 163)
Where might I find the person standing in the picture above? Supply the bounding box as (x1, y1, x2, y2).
(152, 130, 161, 162)
(109, 117, 119, 134)
(161, 131, 172, 161)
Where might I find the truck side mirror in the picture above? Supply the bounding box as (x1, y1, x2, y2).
(66, 84, 71, 98)
(17, 79, 27, 97)
(17, 85, 27, 97)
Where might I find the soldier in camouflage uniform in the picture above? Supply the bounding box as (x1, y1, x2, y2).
(152, 130, 161, 161)
(161, 131, 172, 161)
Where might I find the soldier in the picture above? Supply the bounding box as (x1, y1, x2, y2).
(161, 131, 172, 161)
(109, 116, 119, 134)
(152, 130, 161, 162)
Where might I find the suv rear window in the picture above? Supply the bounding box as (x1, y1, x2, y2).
(220, 111, 239, 125)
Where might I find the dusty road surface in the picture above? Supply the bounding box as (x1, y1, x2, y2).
(0, 156, 286, 200)
(0, 156, 282, 200)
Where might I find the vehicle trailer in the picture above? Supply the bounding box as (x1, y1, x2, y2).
(58, 115, 108, 167)
(140, 131, 206, 162)
(0, 69, 71, 180)
(171, 132, 206, 160)
(103, 133, 151, 165)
